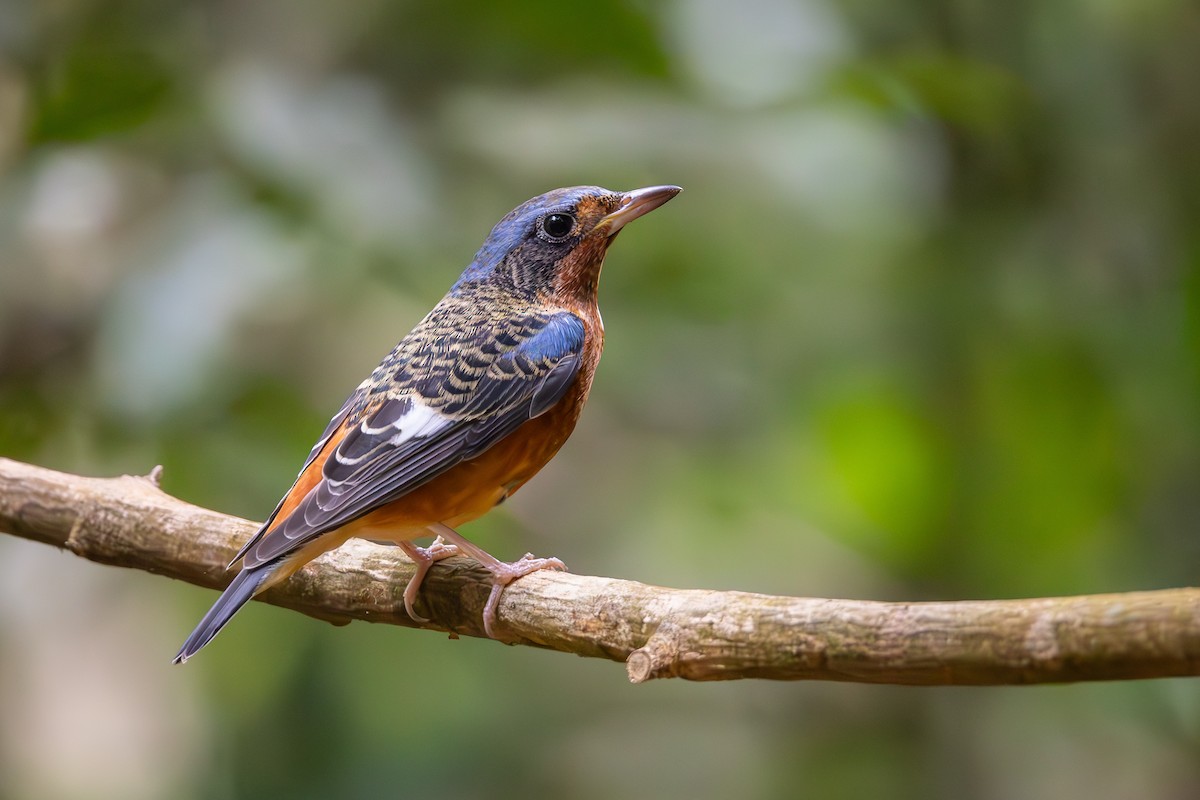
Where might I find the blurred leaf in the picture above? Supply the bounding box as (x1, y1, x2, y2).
(363, 1, 669, 94)
(814, 381, 950, 570)
(830, 50, 1035, 137)
(30, 43, 174, 142)
(967, 335, 1124, 593)
(0, 383, 59, 459)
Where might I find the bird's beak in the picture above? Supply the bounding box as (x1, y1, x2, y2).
(596, 185, 681, 237)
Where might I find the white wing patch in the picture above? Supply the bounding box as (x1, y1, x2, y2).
(389, 400, 449, 442)
(331, 399, 451, 471)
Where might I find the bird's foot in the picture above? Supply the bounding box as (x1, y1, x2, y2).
(397, 536, 461, 623)
(425, 523, 566, 639)
(479, 553, 567, 640)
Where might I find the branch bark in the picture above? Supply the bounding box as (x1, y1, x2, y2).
(1, 456, 1197, 684)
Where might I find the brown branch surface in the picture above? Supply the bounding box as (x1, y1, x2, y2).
(1, 456, 1198, 684)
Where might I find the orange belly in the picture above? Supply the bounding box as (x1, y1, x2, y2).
(340, 388, 586, 541)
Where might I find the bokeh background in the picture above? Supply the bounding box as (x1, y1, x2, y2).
(2, 0, 1199, 798)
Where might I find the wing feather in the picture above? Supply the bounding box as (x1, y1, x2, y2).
(227, 388, 365, 567)
(241, 311, 586, 568)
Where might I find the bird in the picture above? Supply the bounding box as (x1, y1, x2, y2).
(173, 184, 680, 663)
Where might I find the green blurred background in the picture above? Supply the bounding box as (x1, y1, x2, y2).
(2, 0, 1199, 798)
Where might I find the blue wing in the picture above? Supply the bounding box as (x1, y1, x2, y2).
(240, 311, 586, 568)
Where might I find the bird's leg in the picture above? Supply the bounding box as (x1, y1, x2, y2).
(427, 522, 566, 639)
(396, 535, 460, 623)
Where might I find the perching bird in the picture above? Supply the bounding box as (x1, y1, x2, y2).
(173, 184, 680, 663)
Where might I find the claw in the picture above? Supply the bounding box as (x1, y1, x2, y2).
(478, 554, 567, 639)
(397, 536, 460, 623)
(426, 523, 566, 639)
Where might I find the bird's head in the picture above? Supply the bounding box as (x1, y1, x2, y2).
(454, 185, 680, 304)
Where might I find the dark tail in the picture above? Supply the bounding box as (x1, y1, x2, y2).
(173, 567, 270, 664)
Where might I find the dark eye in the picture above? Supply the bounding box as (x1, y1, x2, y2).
(542, 213, 575, 240)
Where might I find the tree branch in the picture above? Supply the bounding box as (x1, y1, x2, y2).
(1, 456, 1197, 684)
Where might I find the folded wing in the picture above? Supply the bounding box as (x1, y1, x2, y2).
(240, 311, 587, 568)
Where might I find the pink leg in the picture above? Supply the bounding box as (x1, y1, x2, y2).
(397, 535, 459, 623)
(427, 522, 566, 638)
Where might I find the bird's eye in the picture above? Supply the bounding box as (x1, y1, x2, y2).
(541, 213, 575, 240)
